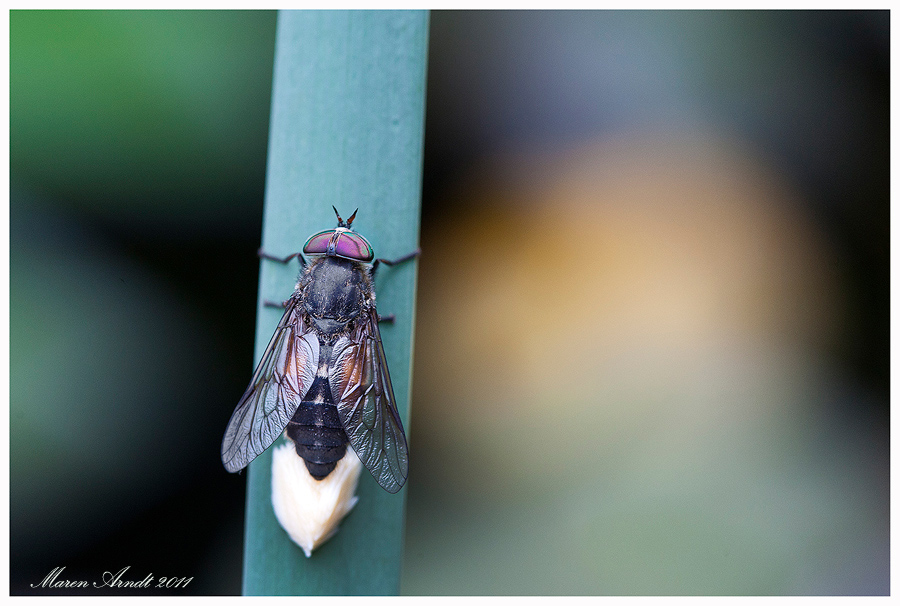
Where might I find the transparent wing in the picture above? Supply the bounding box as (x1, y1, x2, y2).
(330, 307, 409, 493)
(221, 295, 319, 472)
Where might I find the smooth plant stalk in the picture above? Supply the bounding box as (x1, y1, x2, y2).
(241, 9, 428, 596)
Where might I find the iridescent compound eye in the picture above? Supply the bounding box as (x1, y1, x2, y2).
(303, 230, 334, 255)
(332, 231, 374, 261)
(303, 229, 374, 262)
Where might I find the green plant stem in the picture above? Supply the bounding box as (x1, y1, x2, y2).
(241, 9, 428, 596)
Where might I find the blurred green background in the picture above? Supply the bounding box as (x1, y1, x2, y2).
(10, 10, 888, 595)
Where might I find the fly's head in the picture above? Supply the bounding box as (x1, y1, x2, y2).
(302, 206, 375, 263)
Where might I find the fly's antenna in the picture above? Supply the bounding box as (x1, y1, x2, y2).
(333, 206, 345, 226)
(333, 206, 359, 228)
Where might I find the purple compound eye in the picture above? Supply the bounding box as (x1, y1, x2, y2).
(303, 230, 334, 255)
(303, 229, 374, 262)
(333, 231, 374, 261)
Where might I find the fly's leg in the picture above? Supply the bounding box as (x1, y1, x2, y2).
(258, 248, 306, 268)
(371, 248, 420, 278)
(258, 249, 304, 309)
(372, 249, 420, 323)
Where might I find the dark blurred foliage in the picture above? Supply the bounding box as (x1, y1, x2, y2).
(10, 10, 888, 595)
(10, 10, 276, 595)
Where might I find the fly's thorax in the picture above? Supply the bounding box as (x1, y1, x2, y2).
(301, 256, 372, 340)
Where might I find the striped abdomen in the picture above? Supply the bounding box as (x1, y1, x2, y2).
(284, 345, 349, 480)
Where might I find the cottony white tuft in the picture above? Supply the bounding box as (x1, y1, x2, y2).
(271, 443, 363, 557)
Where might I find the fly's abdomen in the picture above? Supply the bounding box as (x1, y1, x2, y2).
(285, 376, 349, 480)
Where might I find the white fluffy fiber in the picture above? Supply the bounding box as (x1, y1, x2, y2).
(271, 443, 363, 557)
